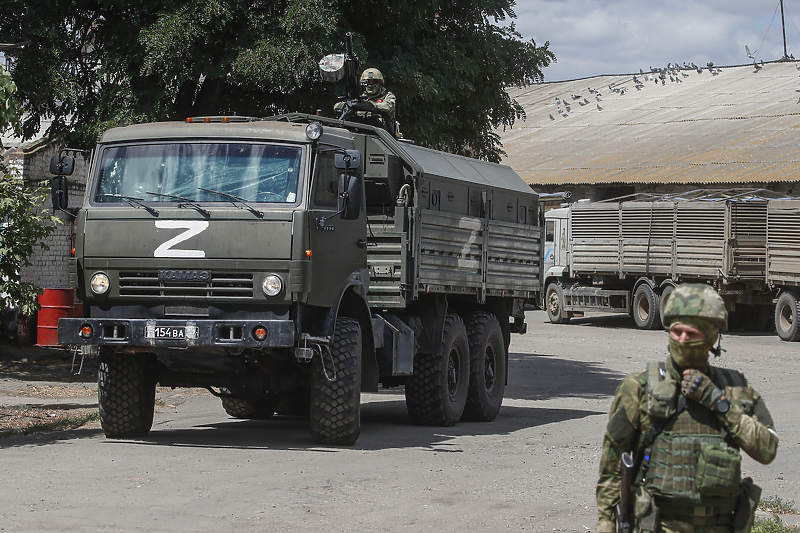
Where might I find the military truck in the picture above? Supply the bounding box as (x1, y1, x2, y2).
(542, 193, 775, 332)
(51, 113, 542, 445)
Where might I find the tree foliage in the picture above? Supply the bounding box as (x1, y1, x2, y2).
(0, 67, 60, 315)
(1, 0, 554, 162)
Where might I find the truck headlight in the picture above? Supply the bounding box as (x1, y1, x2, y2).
(262, 275, 283, 297)
(90, 272, 110, 295)
(306, 122, 323, 141)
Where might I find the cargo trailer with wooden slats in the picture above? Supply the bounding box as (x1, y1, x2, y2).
(543, 194, 774, 332)
(767, 200, 800, 341)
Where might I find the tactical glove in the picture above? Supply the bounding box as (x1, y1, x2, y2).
(681, 369, 724, 410)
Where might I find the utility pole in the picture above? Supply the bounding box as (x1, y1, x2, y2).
(780, 0, 789, 60)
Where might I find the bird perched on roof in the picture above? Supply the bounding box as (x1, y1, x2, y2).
(555, 97, 561, 104)
(597, 103, 603, 111)
(549, 114, 555, 120)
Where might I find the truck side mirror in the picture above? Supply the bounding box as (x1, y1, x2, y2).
(51, 175, 69, 211)
(338, 174, 362, 220)
(50, 154, 75, 176)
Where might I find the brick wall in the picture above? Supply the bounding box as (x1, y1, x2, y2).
(18, 141, 90, 290)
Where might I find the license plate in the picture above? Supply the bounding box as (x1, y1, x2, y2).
(146, 324, 198, 340)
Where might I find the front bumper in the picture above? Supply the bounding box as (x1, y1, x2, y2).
(57, 318, 295, 348)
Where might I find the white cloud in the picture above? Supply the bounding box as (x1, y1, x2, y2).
(513, 0, 800, 81)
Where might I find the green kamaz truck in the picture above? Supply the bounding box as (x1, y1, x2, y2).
(52, 113, 542, 445)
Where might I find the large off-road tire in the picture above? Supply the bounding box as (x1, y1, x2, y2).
(462, 312, 506, 422)
(405, 314, 470, 426)
(98, 351, 156, 438)
(221, 392, 279, 420)
(659, 284, 675, 328)
(310, 317, 362, 445)
(545, 283, 568, 324)
(775, 292, 800, 342)
(633, 284, 661, 330)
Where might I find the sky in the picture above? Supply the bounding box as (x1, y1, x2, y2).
(512, 0, 800, 82)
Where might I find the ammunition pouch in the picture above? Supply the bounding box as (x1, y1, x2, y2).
(696, 444, 743, 498)
(645, 362, 679, 419)
(733, 477, 762, 533)
(633, 486, 659, 533)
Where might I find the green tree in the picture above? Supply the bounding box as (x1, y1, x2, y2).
(1, 0, 554, 162)
(0, 65, 60, 316)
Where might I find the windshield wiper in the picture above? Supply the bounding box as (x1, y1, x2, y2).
(145, 192, 211, 218)
(99, 194, 160, 217)
(198, 187, 263, 218)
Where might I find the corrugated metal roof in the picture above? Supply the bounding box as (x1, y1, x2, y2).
(498, 62, 800, 186)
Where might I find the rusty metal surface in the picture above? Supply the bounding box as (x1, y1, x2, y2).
(499, 62, 800, 186)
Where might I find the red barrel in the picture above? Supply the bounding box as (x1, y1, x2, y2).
(36, 288, 76, 346)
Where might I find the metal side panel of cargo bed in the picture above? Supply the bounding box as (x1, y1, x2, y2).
(767, 200, 800, 287)
(570, 203, 620, 276)
(620, 202, 675, 276)
(367, 208, 541, 304)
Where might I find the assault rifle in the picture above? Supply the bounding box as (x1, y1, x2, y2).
(616, 451, 635, 533)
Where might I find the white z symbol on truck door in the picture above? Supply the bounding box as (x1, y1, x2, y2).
(154, 220, 209, 258)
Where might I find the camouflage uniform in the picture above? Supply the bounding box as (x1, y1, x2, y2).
(333, 67, 396, 124)
(596, 284, 778, 533)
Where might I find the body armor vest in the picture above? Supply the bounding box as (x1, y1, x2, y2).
(641, 362, 750, 506)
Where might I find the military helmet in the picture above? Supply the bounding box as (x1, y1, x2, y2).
(360, 68, 384, 84)
(662, 283, 728, 331)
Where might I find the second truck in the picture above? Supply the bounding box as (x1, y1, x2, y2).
(542, 191, 800, 340)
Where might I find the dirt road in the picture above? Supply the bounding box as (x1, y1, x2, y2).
(1, 311, 797, 532)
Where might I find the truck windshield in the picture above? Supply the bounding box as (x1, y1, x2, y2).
(94, 143, 302, 204)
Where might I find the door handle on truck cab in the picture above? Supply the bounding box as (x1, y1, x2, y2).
(356, 239, 368, 248)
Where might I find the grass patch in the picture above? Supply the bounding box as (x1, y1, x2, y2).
(761, 496, 799, 515)
(0, 407, 100, 439)
(753, 514, 799, 533)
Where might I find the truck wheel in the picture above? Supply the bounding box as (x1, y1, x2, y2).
(545, 283, 568, 324)
(221, 392, 279, 419)
(310, 317, 362, 445)
(462, 313, 506, 422)
(775, 292, 800, 341)
(98, 351, 156, 438)
(633, 284, 661, 330)
(658, 285, 675, 328)
(405, 314, 470, 426)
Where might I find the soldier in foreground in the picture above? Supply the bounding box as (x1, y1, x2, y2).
(596, 284, 779, 533)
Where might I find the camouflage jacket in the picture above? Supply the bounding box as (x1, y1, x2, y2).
(595, 356, 778, 533)
(333, 87, 396, 121)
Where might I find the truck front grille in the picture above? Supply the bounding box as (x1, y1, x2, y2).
(118, 272, 254, 299)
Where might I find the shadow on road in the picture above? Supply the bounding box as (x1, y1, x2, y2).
(506, 352, 623, 401)
(72, 398, 602, 452)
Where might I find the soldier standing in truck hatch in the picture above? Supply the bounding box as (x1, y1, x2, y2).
(335, 67, 396, 131)
(595, 284, 778, 533)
